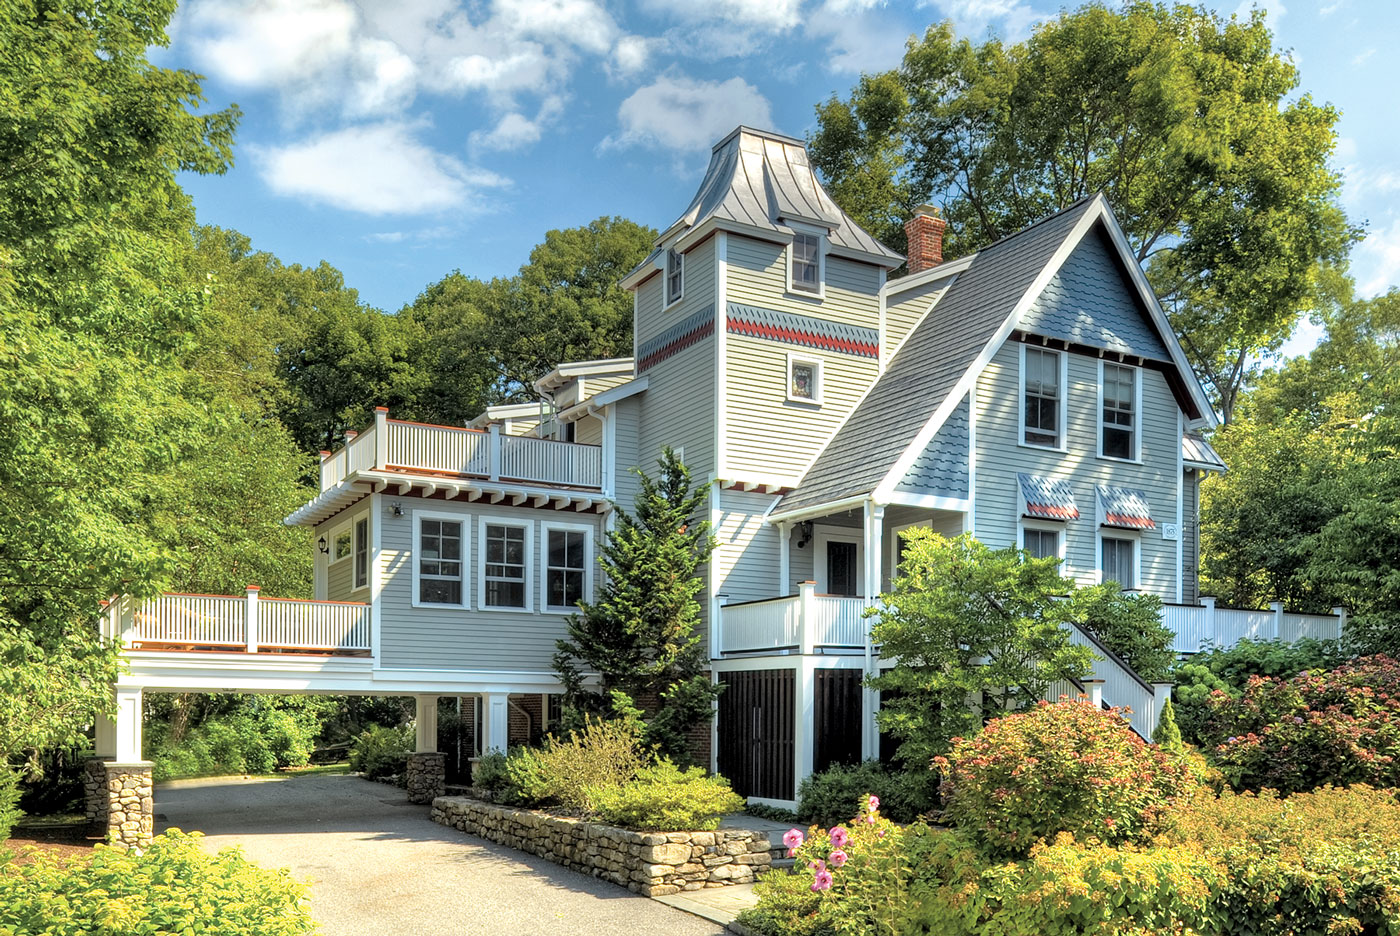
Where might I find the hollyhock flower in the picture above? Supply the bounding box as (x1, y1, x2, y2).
(783, 828, 804, 856)
(828, 849, 848, 867)
(811, 867, 834, 891)
(867, 795, 880, 812)
(829, 826, 849, 849)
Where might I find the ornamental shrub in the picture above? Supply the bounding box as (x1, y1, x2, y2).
(1151, 696, 1183, 751)
(1199, 654, 1400, 792)
(796, 761, 934, 828)
(471, 750, 511, 793)
(934, 699, 1192, 858)
(348, 723, 412, 781)
(0, 830, 315, 935)
(503, 716, 646, 811)
(588, 761, 743, 831)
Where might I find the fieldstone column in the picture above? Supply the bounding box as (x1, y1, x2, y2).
(405, 753, 446, 804)
(104, 762, 154, 848)
(83, 757, 110, 831)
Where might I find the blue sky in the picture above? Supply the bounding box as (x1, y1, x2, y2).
(161, 0, 1399, 356)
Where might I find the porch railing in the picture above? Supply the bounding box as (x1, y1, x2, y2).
(320, 409, 602, 492)
(718, 585, 868, 655)
(103, 588, 371, 654)
(1160, 598, 1344, 653)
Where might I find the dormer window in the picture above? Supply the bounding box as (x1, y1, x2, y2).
(790, 233, 821, 294)
(666, 248, 683, 306)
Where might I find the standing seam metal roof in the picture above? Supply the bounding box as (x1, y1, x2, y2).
(777, 197, 1100, 514)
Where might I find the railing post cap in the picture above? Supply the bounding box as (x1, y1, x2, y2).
(1082, 678, 1105, 684)
(320, 450, 332, 459)
(246, 584, 261, 592)
(345, 429, 358, 439)
(375, 406, 389, 413)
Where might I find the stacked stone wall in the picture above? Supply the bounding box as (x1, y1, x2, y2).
(406, 752, 446, 804)
(104, 763, 153, 848)
(432, 796, 771, 896)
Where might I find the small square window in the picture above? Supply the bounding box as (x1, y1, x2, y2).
(791, 233, 821, 294)
(788, 357, 821, 404)
(331, 529, 352, 563)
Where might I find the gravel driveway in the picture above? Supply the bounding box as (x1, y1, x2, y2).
(156, 773, 726, 936)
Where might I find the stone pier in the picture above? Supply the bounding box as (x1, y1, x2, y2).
(405, 752, 446, 804)
(86, 761, 154, 848)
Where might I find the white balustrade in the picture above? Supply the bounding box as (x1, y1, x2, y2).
(720, 596, 802, 653)
(125, 592, 370, 653)
(1161, 599, 1341, 652)
(387, 421, 490, 476)
(1062, 623, 1160, 740)
(500, 434, 602, 487)
(808, 597, 867, 648)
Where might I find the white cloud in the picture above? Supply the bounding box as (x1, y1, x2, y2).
(1319, 0, 1345, 14)
(609, 34, 663, 76)
(602, 74, 775, 152)
(1233, 0, 1286, 22)
(1352, 48, 1376, 67)
(641, 0, 806, 31)
(933, 0, 1043, 41)
(807, 2, 912, 74)
(1355, 217, 1400, 298)
(469, 96, 565, 152)
(254, 122, 509, 215)
(186, 0, 356, 89)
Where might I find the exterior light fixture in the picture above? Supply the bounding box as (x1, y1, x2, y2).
(317, 535, 329, 555)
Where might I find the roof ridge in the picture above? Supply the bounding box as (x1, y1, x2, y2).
(968, 193, 1100, 258)
(712, 125, 806, 151)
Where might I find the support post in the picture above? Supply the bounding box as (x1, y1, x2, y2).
(1269, 600, 1284, 641)
(1150, 683, 1173, 739)
(374, 406, 389, 469)
(1333, 606, 1349, 637)
(794, 658, 816, 800)
(1201, 595, 1217, 644)
(103, 686, 154, 848)
(482, 693, 510, 754)
(406, 695, 444, 805)
(798, 581, 816, 655)
(1083, 679, 1105, 709)
(488, 424, 502, 481)
(861, 500, 884, 761)
(245, 585, 260, 653)
(778, 521, 791, 597)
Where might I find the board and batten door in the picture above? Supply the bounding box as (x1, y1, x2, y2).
(717, 669, 795, 801)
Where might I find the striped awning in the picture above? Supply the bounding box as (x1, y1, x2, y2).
(1097, 485, 1156, 530)
(1018, 473, 1079, 520)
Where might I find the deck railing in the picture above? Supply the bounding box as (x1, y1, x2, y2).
(320, 409, 601, 491)
(1161, 598, 1344, 653)
(104, 588, 371, 654)
(718, 586, 868, 655)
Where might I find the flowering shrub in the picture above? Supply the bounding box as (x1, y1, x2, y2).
(1200, 654, 1400, 793)
(0, 830, 314, 935)
(934, 699, 1192, 858)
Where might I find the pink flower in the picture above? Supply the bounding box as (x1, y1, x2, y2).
(783, 828, 804, 856)
(828, 849, 848, 867)
(867, 795, 880, 812)
(829, 826, 850, 849)
(811, 868, 834, 891)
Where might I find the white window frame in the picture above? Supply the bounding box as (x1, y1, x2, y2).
(1096, 530, 1141, 590)
(786, 353, 824, 406)
(1097, 359, 1142, 463)
(352, 515, 370, 593)
(785, 226, 826, 299)
(814, 526, 863, 597)
(411, 510, 470, 610)
(1018, 518, 1067, 564)
(665, 247, 684, 309)
(328, 521, 352, 565)
(477, 516, 534, 613)
(540, 521, 594, 613)
(1018, 343, 1068, 452)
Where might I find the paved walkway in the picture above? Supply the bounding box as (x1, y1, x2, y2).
(156, 774, 726, 936)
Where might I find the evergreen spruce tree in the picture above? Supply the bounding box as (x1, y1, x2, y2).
(553, 448, 720, 762)
(1152, 696, 1184, 752)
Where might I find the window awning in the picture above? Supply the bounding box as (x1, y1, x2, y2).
(1017, 473, 1079, 520)
(1097, 485, 1156, 530)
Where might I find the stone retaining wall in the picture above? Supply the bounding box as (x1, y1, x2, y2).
(405, 752, 445, 804)
(432, 796, 771, 896)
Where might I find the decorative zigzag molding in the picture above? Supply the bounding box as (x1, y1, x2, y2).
(638, 306, 715, 370)
(726, 303, 879, 359)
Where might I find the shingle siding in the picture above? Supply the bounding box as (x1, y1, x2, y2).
(1019, 228, 1172, 361)
(972, 340, 1182, 600)
(895, 394, 969, 499)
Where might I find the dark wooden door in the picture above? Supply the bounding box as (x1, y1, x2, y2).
(814, 669, 864, 773)
(717, 669, 794, 800)
(827, 541, 858, 596)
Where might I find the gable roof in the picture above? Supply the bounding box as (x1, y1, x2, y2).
(775, 197, 1099, 516)
(775, 193, 1218, 519)
(621, 127, 903, 289)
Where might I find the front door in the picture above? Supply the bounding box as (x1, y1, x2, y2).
(827, 541, 858, 596)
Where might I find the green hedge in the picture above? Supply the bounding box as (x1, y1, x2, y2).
(796, 761, 934, 828)
(0, 830, 315, 935)
(588, 762, 742, 832)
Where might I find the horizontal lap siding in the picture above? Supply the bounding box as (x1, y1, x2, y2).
(574, 416, 602, 446)
(716, 489, 782, 603)
(973, 340, 1181, 599)
(377, 495, 603, 671)
(788, 525, 814, 593)
(612, 395, 642, 510)
(723, 234, 881, 483)
(318, 507, 368, 602)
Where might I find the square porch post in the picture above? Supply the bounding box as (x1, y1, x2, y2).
(406, 695, 444, 804)
(861, 500, 884, 762)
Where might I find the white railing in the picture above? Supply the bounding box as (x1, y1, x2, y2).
(1062, 622, 1168, 740)
(1162, 597, 1344, 653)
(319, 411, 602, 490)
(718, 586, 871, 655)
(106, 588, 371, 654)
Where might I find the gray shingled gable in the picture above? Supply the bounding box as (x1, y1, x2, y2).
(777, 198, 1099, 514)
(894, 394, 969, 499)
(1019, 226, 1172, 361)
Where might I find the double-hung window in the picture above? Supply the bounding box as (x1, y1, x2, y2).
(666, 248, 683, 306)
(483, 521, 529, 609)
(1101, 363, 1136, 459)
(544, 526, 589, 610)
(417, 517, 464, 605)
(1022, 527, 1060, 561)
(353, 517, 369, 591)
(1101, 536, 1135, 588)
(790, 233, 821, 294)
(1023, 347, 1062, 448)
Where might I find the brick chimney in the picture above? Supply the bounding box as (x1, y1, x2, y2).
(904, 204, 947, 275)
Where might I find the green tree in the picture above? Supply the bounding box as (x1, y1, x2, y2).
(1067, 584, 1175, 682)
(810, 4, 1356, 423)
(552, 449, 719, 762)
(0, 0, 238, 782)
(869, 531, 1094, 769)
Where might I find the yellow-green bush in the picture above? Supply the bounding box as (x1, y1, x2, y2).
(0, 830, 314, 935)
(588, 761, 742, 831)
(503, 716, 645, 811)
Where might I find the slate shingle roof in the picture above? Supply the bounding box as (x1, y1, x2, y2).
(1097, 485, 1156, 530)
(777, 197, 1100, 514)
(1019, 473, 1080, 520)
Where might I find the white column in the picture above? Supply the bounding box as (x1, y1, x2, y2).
(488, 424, 502, 481)
(1084, 679, 1105, 709)
(778, 521, 791, 596)
(113, 686, 143, 763)
(94, 711, 117, 760)
(793, 658, 816, 797)
(1333, 606, 1349, 636)
(482, 693, 511, 753)
(1269, 600, 1284, 641)
(374, 406, 389, 469)
(1150, 683, 1173, 739)
(798, 581, 816, 655)
(245, 585, 260, 653)
(861, 501, 884, 761)
(414, 695, 439, 753)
